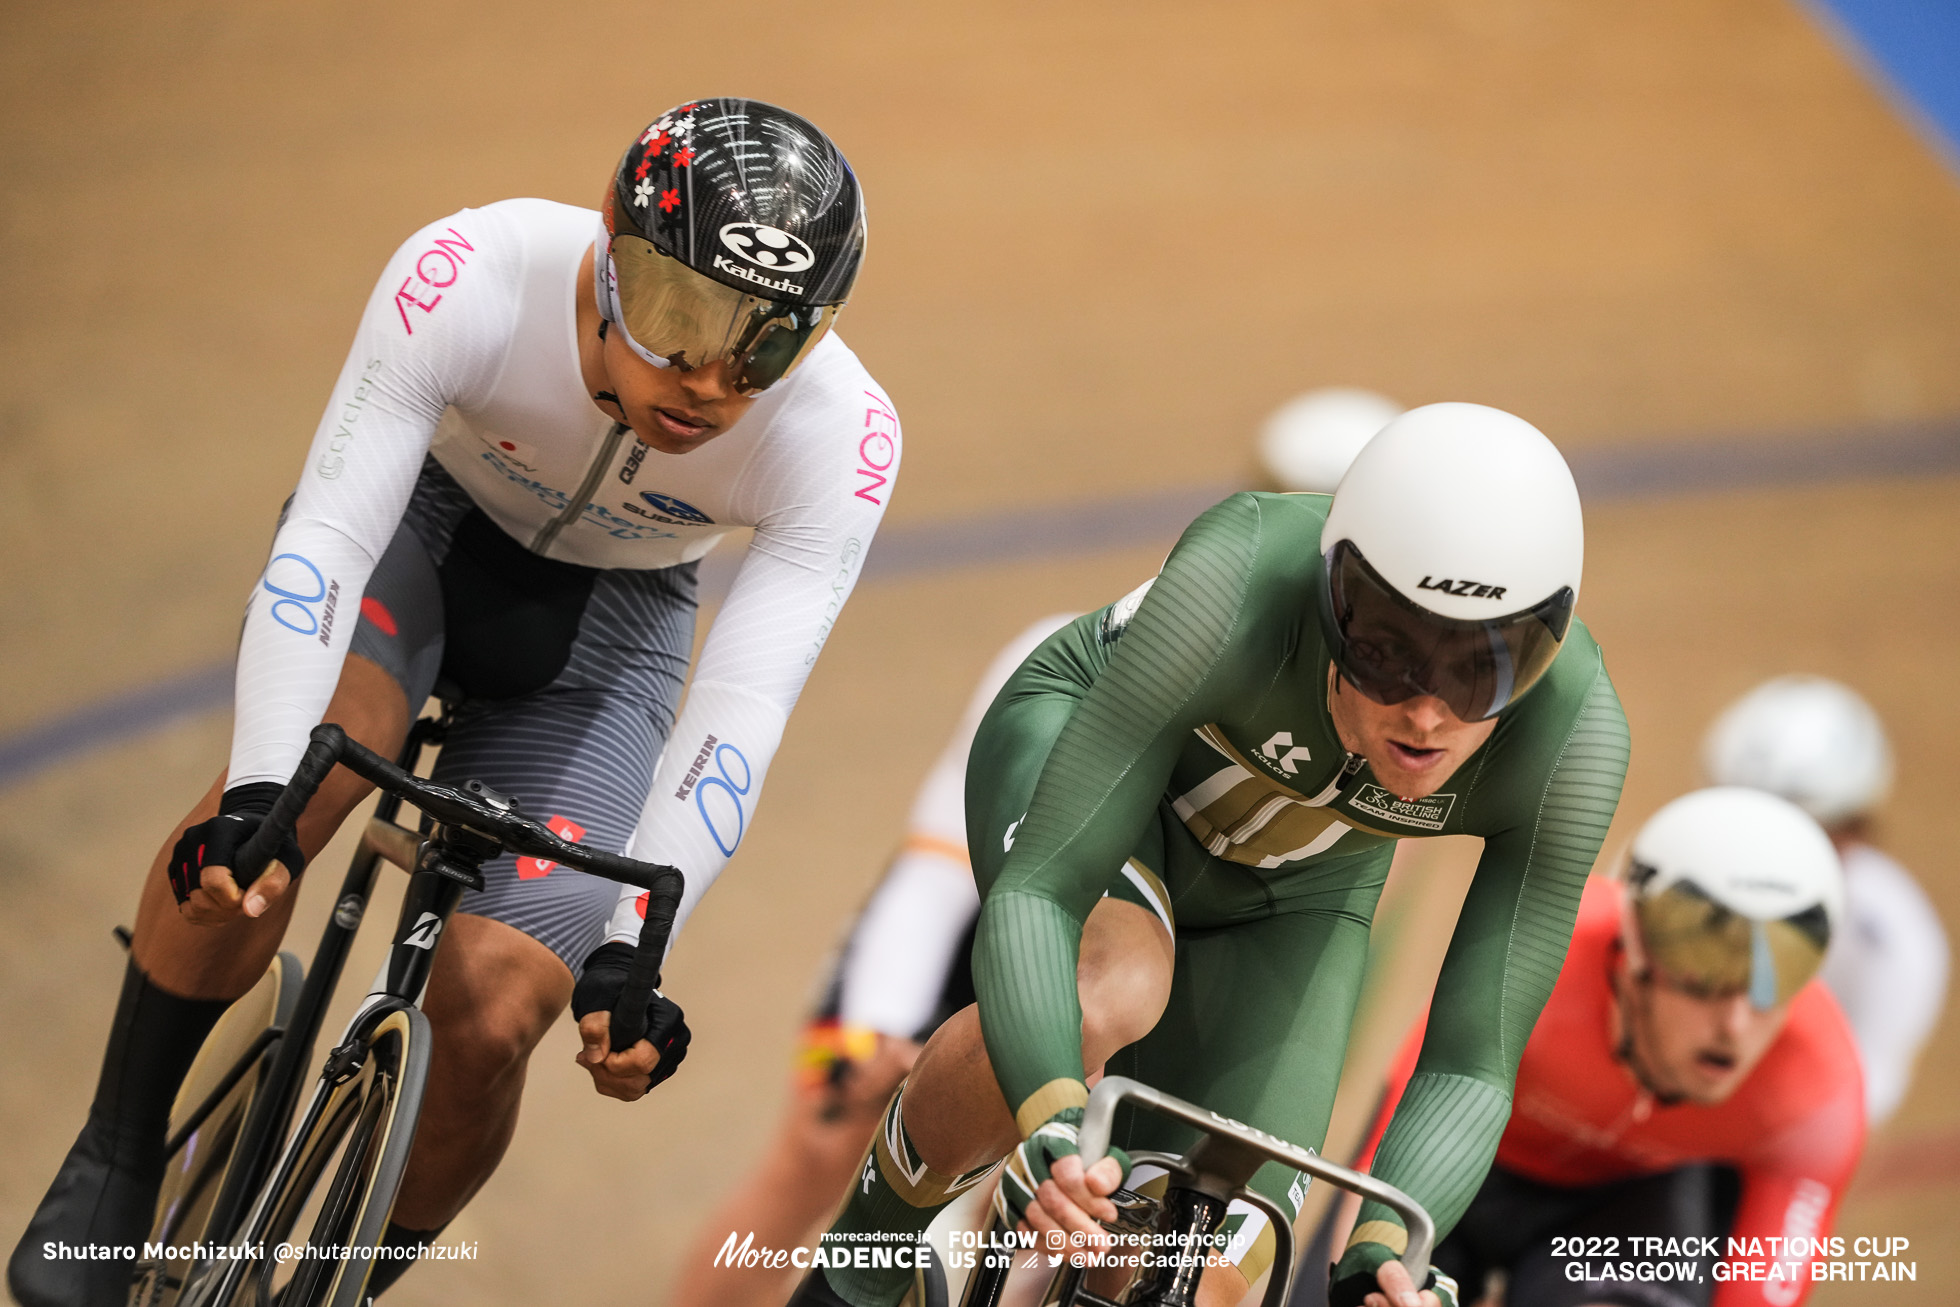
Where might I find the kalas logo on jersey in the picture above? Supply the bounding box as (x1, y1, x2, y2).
(1259, 731, 1312, 776)
(633, 492, 715, 525)
(719, 222, 815, 272)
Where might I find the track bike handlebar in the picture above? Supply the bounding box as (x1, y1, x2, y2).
(1077, 1076, 1436, 1282)
(230, 722, 686, 1051)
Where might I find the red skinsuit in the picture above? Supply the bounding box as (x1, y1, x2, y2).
(1364, 879, 1865, 1307)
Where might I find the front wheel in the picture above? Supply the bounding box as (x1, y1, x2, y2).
(189, 1004, 429, 1307)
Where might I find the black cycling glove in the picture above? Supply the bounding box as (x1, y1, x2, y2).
(572, 942, 691, 1091)
(167, 782, 307, 906)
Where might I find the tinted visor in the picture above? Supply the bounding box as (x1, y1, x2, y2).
(1632, 874, 1832, 1010)
(609, 235, 839, 395)
(1320, 539, 1574, 721)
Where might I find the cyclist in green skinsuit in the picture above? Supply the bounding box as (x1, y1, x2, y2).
(791, 403, 1630, 1307)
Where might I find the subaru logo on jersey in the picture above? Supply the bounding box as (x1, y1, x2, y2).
(636, 492, 714, 525)
(718, 222, 815, 272)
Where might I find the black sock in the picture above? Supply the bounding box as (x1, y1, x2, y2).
(8, 960, 231, 1307)
(363, 1220, 447, 1299)
(90, 959, 233, 1165)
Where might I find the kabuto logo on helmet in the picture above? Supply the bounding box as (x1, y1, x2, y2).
(709, 256, 807, 297)
(719, 223, 816, 272)
(599, 99, 866, 390)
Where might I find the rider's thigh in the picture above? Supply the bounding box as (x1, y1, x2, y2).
(1111, 906, 1372, 1225)
(1077, 896, 1175, 1063)
(416, 913, 574, 1073)
(129, 653, 412, 1000)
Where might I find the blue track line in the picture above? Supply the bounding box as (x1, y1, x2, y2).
(1803, 0, 1960, 171)
(2, 419, 1957, 789)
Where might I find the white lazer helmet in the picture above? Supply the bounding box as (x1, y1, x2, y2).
(1626, 786, 1844, 1010)
(1702, 676, 1893, 827)
(1258, 387, 1404, 494)
(1318, 402, 1584, 721)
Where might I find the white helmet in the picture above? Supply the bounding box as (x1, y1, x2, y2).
(1702, 676, 1893, 827)
(1258, 387, 1404, 494)
(1317, 402, 1584, 721)
(1626, 786, 1844, 1010)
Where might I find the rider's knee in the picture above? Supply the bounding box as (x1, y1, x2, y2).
(1077, 901, 1174, 1059)
(1080, 977, 1167, 1059)
(425, 987, 548, 1081)
(420, 924, 568, 1081)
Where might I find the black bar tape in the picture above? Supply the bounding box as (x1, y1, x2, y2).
(610, 866, 682, 1048)
(230, 724, 346, 884)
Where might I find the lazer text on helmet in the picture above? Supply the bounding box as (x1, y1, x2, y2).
(1417, 576, 1507, 600)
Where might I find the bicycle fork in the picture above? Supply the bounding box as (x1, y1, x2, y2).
(184, 815, 502, 1307)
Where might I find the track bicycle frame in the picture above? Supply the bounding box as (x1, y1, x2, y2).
(168, 720, 683, 1306)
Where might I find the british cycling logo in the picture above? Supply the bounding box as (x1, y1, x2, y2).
(631, 491, 715, 525)
(1349, 785, 1456, 831)
(718, 223, 815, 273)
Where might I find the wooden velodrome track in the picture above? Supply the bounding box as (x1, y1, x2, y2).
(4, 1, 1959, 1302)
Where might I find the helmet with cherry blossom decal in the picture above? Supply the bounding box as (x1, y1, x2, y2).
(596, 98, 866, 394)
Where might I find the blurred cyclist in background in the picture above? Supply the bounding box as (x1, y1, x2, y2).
(1704, 675, 1948, 1125)
(1257, 387, 1403, 494)
(1337, 787, 1863, 1307)
(673, 615, 1074, 1307)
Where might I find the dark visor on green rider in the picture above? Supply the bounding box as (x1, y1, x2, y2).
(1318, 539, 1574, 722)
(607, 234, 840, 395)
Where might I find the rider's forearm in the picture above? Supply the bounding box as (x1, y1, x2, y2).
(1344, 664, 1629, 1272)
(971, 890, 1091, 1132)
(603, 680, 789, 950)
(1342, 1071, 1510, 1274)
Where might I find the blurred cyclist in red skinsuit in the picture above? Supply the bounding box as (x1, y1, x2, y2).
(1338, 787, 1863, 1307)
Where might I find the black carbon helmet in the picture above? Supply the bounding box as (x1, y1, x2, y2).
(606, 98, 865, 306)
(596, 100, 864, 392)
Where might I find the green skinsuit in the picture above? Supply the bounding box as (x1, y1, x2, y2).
(965, 492, 1629, 1282)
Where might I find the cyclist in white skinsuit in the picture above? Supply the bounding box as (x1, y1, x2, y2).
(237, 190, 894, 957)
(1703, 676, 1949, 1125)
(10, 99, 897, 1307)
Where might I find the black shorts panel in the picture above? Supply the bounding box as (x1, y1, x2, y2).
(345, 458, 697, 972)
